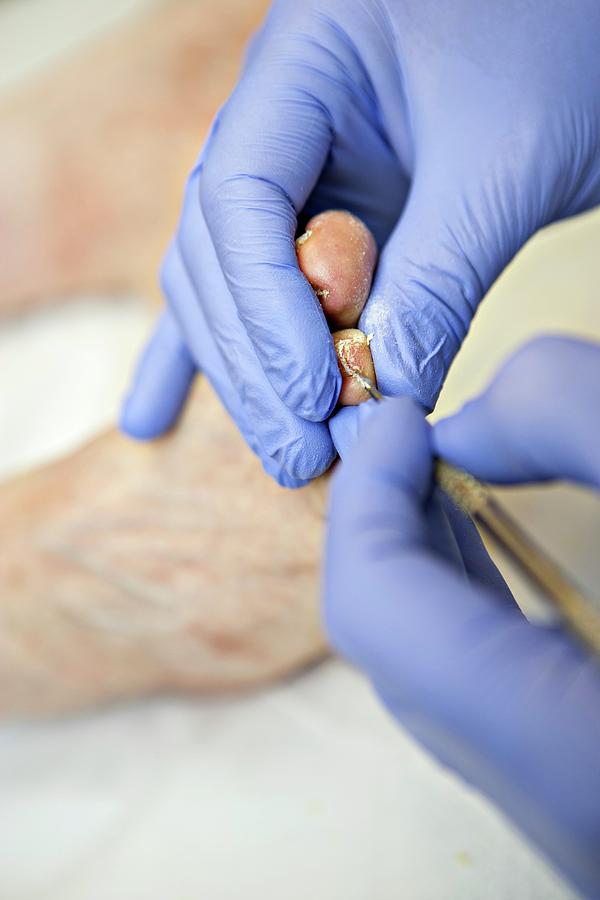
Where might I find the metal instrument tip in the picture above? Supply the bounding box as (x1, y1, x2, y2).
(350, 369, 384, 402)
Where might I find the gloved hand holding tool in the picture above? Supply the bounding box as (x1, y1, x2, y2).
(325, 335, 600, 898)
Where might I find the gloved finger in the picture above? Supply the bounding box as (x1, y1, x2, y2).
(325, 397, 600, 894)
(359, 159, 535, 411)
(166, 240, 311, 488)
(425, 492, 519, 614)
(325, 396, 519, 676)
(433, 335, 600, 488)
(295, 82, 409, 251)
(198, 48, 341, 423)
(160, 244, 244, 429)
(328, 398, 515, 605)
(440, 492, 516, 607)
(129, 245, 306, 487)
(240, 2, 409, 251)
(422, 487, 469, 575)
(333, 396, 474, 592)
(328, 402, 465, 572)
(372, 616, 600, 899)
(120, 309, 196, 440)
(328, 401, 378, 461)
(178, 171, 335, 482)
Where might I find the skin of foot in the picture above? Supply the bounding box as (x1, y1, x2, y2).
(0, 0, 380, 716)
(0, 209, 377, 716)
(0, 379, 329, 716)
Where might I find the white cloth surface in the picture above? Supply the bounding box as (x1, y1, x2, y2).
(2, 1, 600, 897)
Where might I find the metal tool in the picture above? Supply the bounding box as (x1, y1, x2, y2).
(352, 369, 600, 660)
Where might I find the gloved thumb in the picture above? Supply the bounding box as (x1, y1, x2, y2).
(361, 168, 527, 410)
(433, 335, 600, 488)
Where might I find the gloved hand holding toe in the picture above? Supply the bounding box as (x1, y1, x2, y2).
(123, 0, 600, 486)
(122, 206, 379, 485)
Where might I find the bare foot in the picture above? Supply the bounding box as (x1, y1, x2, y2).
(0, 209, 377, 717)
(0, 379, 328, 716)
(0, 0, 267, 318)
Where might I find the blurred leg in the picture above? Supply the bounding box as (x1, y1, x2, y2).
(0, 377, 328, 716)
(0, 0, 267, 318)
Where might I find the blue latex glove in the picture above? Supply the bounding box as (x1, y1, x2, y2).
(121, 0, 600, 486)
(325, 335, 600, 898)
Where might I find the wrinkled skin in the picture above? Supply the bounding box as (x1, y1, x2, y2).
(0, 1, 380, 716)
(0, 380, 328, 716)
(0, 205, 376, 716)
